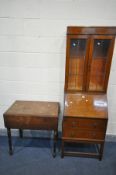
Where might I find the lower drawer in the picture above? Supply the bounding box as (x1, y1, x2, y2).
(63, 129, 105, 140)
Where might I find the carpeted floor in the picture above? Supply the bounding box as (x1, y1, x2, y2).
(0, 136, 116, 175)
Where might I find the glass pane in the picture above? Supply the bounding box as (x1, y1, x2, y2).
(67, 58, 84, 90)
(69, 58, 84, 75)
(68, 75, 83, 90)
(70, 39, 86, 57)
(88, 59, 106, 91)
(90, 59, 106, 75)
(93, 39, 111, 58)
(89, 75, 105, 91)
(67, 38, 88, 91)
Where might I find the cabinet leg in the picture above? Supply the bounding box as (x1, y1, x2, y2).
(99, 143, 104, 161)
(61, 140, 64, 158)
(7, 128, 13, 155)
(19, 129, 23, 138)
(53, 130, 58, 158)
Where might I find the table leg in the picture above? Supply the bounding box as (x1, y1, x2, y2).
(19, 129, 23, 138)
(7, 128, 13, 155)
(61, 140, 64, 158)
(53, 130, 58, 158)
(99, 143, 104, 161)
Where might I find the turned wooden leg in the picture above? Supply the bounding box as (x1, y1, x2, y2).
(7, 128, 13, 155)
(19, 129, 23, 138)
(61, 140, 64, 158)
(53, 130, 58, 158)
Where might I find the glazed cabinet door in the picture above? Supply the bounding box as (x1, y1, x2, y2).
(65, 35, 90, 92)
(87, 35, 115, 92)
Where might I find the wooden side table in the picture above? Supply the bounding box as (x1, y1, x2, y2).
(3, 100, 59, 157)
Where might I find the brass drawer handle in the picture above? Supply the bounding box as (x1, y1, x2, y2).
(70, 132, 75, 137)
(72, 121, 77, 127)
(93, 123, 97, 128)
(92, 132, 96, 138)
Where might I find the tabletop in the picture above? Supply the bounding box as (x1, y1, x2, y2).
(4, 101, 59, 118)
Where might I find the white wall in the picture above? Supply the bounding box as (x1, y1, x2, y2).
(0, 0, 116, 134)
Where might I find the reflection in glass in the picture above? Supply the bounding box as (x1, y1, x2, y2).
(70, 39, 86, 57)
(93, 39, 111, 58)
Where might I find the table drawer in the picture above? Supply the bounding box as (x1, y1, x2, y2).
(63, 129, 105, 140)
(63, 118, 107, 131)
(4, 115, 58, 130)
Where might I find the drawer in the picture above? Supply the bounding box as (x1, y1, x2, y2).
(63, 118, 107, 131)
(4, 115, 58, 130)
(63, 129, 105, 140)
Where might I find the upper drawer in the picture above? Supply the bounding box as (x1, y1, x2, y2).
(63, 117, 107, 131)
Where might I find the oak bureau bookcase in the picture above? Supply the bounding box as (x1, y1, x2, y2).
(61, 26, 116, 160)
